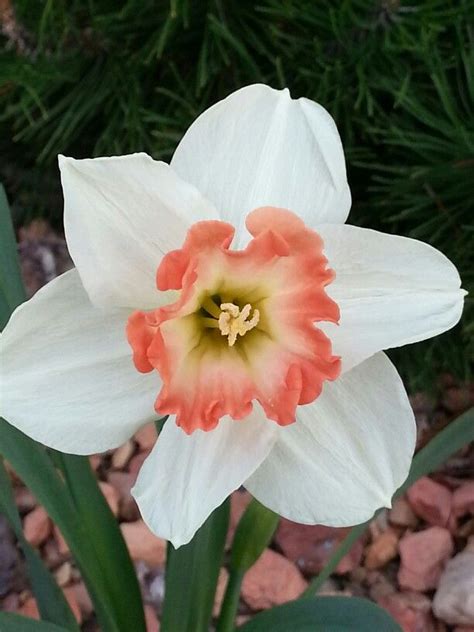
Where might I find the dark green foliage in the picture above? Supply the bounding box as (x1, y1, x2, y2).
(1, 0, 472, 387)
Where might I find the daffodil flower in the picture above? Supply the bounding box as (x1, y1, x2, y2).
(0, 85, 465, 547)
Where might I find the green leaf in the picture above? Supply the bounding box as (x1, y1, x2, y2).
(0, 460, 79, 631)
(0, 419, 117, 630)
(217, 499, 279, 632)
(230, 499, 279, 572)
(53, 452, 146, 632)
(161, 499, 230, 632)
(0, 612, 70, 631)
(238, 596, 402, 632)
(304, 407, 474, 595)
(0, 185, 26, 314)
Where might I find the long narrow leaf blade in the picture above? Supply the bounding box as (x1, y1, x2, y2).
(161, 499, 230, 632)
(239, 596, 401, 631)
(0, 184, 26, 313)
(0, 612, 70, 631)
(0, 460, 79, 630)
(0, 420, 119, 631)
(54, 453, 146, 632)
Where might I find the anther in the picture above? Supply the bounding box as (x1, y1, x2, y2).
(218, 302, 260, 347)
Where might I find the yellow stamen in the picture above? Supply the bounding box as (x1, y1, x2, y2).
(218, 302, 260, 347)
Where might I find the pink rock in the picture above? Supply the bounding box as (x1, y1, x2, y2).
(433, 551, 474, 625)
(378, 591, 436, 632)
(73, 582, 93, 618)
(111, 440, 135, 469)
(442, 385, 473, 414)
(99, 481, 120, 516)
(62, 586, 83, 623)
(453, 482, 474, 518)
(398, 527, 454, 591)
(19, 589, 82, 623)
(365, 529, 399, 570)
(135, 423, 157, 451)
(144, 604, 160, 631)
(19, 596, 40, 620)
(89, 454, 101, 471)
(108, 471, 140, 521)
(54, 525, 70, 555)
(2, 593, 19, 612)
(389, 498, 419, 529)
(407, 477, 452, 527)
(23, 506, 51, 547)
(241, 549, 307, 610)
(213, 568, 229, 617)
(14, 487, 36, 514)
(128, 451, 150, 477)
(121, 521, 167, 567)
(275, 519, 363, 575)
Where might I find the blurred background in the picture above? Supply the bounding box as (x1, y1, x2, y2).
(1, 0, 473, 390)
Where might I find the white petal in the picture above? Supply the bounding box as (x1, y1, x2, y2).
(60, 153, 218, 309)
(317, 224, 466, 373)
(0, 269, 161, 454)
(132, 409, 277, 547)
(171, 84, 351, 246)
(245, 353, 416, 526)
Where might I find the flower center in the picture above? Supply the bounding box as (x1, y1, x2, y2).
(199, 296, 260, 347)
(218, 302, 260, 347)
(127, 207, 342, 434)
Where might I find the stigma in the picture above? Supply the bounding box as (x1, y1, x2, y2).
(218, 302, 260, 347)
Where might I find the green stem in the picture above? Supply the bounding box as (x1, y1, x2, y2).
(217, 499, 279, 631)
(216, 570, 244, 632)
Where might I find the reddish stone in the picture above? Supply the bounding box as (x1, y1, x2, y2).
(23, 506, 51, 547)
(63, 586, 82, 623)
(73, 581, 93, 618)
(365, 529, 399, 570)
(389, 498, 419, 529)
(135, 423, 157, 452)
(111, 440, 135, 469)
(18, 596, 40, 620)
(121, 521, 167, 567)
(241, 548, 307, 610)
(54, 525, 70, 555)
(128, 451, 150, 477)
(442, 385, 473, 414)
(89, 454, 101, 471)
(398, 527, 453, 591)
(433, 551, 474, 626)
(378, 591, 436, 632)
(213, 568, 229, 617)
(407, 477, 452, 527)
(98, 481, 120, 516)
(14, 487, 36, 514)
(144, 604, 160, 631)
(275, 519, 363, 575)
(2, 593, 19, 612)
(108, 471, 140, 521)
(19, 588, 81, 623)
(453, 482, 474, 518)
(54, 561, 72, 586)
